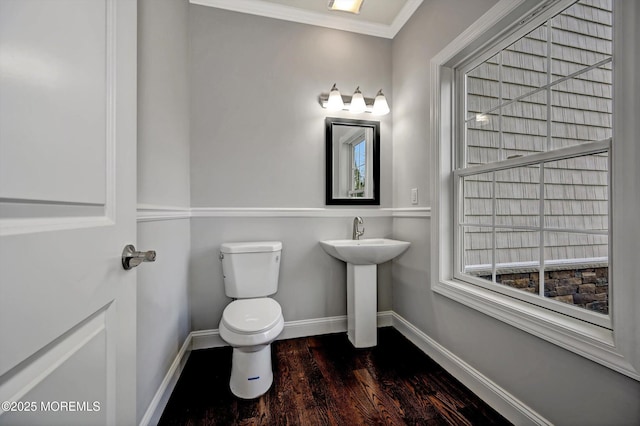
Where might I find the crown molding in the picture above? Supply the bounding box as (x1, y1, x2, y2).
(189, 0, 423, 39)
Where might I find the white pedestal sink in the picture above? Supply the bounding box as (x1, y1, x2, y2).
(319, 238, 410, 348)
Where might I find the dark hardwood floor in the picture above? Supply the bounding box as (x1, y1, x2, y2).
(159, 327, 512, 425)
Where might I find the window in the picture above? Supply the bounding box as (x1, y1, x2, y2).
(350, 139, 366, 197)
(431, 0, 640, 380)
(456, 0, 612, 327)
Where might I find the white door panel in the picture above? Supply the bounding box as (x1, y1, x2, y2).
(0, 0, 137, 425)
(0, 0, 108, 204)
(0, 310, 110, 426)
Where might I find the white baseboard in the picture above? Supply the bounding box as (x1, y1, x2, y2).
(190, 328, 226, 350)
(277, 314, 348, 341)
(141, 310, 546, 426)
(189, 311, 393, 350)
(139, 334, 193, 426)
(390, 312, 551, 426)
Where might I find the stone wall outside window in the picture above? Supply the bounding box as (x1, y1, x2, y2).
(475, 265, 609, 314)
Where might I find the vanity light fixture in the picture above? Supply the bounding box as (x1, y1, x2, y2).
(328, 0, 365, 14)
(372, 89, 390, 116)
(326, 83, 345, 111)
(319, 84, 390, 115)
(349, 87, 367, 113)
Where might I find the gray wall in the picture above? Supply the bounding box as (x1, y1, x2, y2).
(189, 6, 392, 208)
(391, 1, 640, 425)
(138, 0, 191, 208)
(188, 6, 394, 330)
(137, 0, 191, 423)
(190, 216, 393, 330)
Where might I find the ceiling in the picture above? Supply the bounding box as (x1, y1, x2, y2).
(189, 0, 424, 39)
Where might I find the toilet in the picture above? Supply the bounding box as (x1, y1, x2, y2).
(218, 241, 284, 399)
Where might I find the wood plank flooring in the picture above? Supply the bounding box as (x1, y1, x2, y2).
(159, 327, 512, 425)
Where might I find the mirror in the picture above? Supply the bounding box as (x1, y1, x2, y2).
(325, 117, 380, 205)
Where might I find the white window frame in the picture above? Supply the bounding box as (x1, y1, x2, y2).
(431, 0, 640, 380)
(454, 9, 613, 328)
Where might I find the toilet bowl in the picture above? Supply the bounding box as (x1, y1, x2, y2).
(219, 298, 284, 399)
(218, 241, 284, 399)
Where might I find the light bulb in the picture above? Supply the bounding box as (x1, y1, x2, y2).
(326, 83, 344, 111)
(372, 89, 390, 115)
(349, 87, 366, 113)
(328, 0, 365, 14)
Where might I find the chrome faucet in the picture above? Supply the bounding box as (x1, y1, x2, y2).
(352, 216, 365, 240)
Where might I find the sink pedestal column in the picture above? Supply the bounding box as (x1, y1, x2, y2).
(347, 264, 377, 348)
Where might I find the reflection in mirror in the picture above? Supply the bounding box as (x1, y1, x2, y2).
(325, 117, 380, 205)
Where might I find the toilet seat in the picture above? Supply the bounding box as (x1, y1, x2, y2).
(222, 298, 282, 334)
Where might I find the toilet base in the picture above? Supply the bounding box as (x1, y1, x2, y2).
(229, 345, 274, 399)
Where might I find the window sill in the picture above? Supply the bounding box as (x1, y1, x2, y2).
(433, 277, 640, 380)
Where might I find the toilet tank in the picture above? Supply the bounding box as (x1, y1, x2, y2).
(220, 241, 282, 298)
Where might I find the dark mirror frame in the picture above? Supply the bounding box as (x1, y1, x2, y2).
(325, 117, 380, 205)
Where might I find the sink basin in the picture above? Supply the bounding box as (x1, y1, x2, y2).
(320, 238, 410, 265)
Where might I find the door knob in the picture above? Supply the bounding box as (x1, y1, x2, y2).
(122, 244, 156, 270)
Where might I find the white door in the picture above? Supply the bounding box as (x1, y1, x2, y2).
(0, 0, 138, 425)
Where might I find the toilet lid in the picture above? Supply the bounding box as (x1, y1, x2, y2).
(222, 298, 282, 334)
